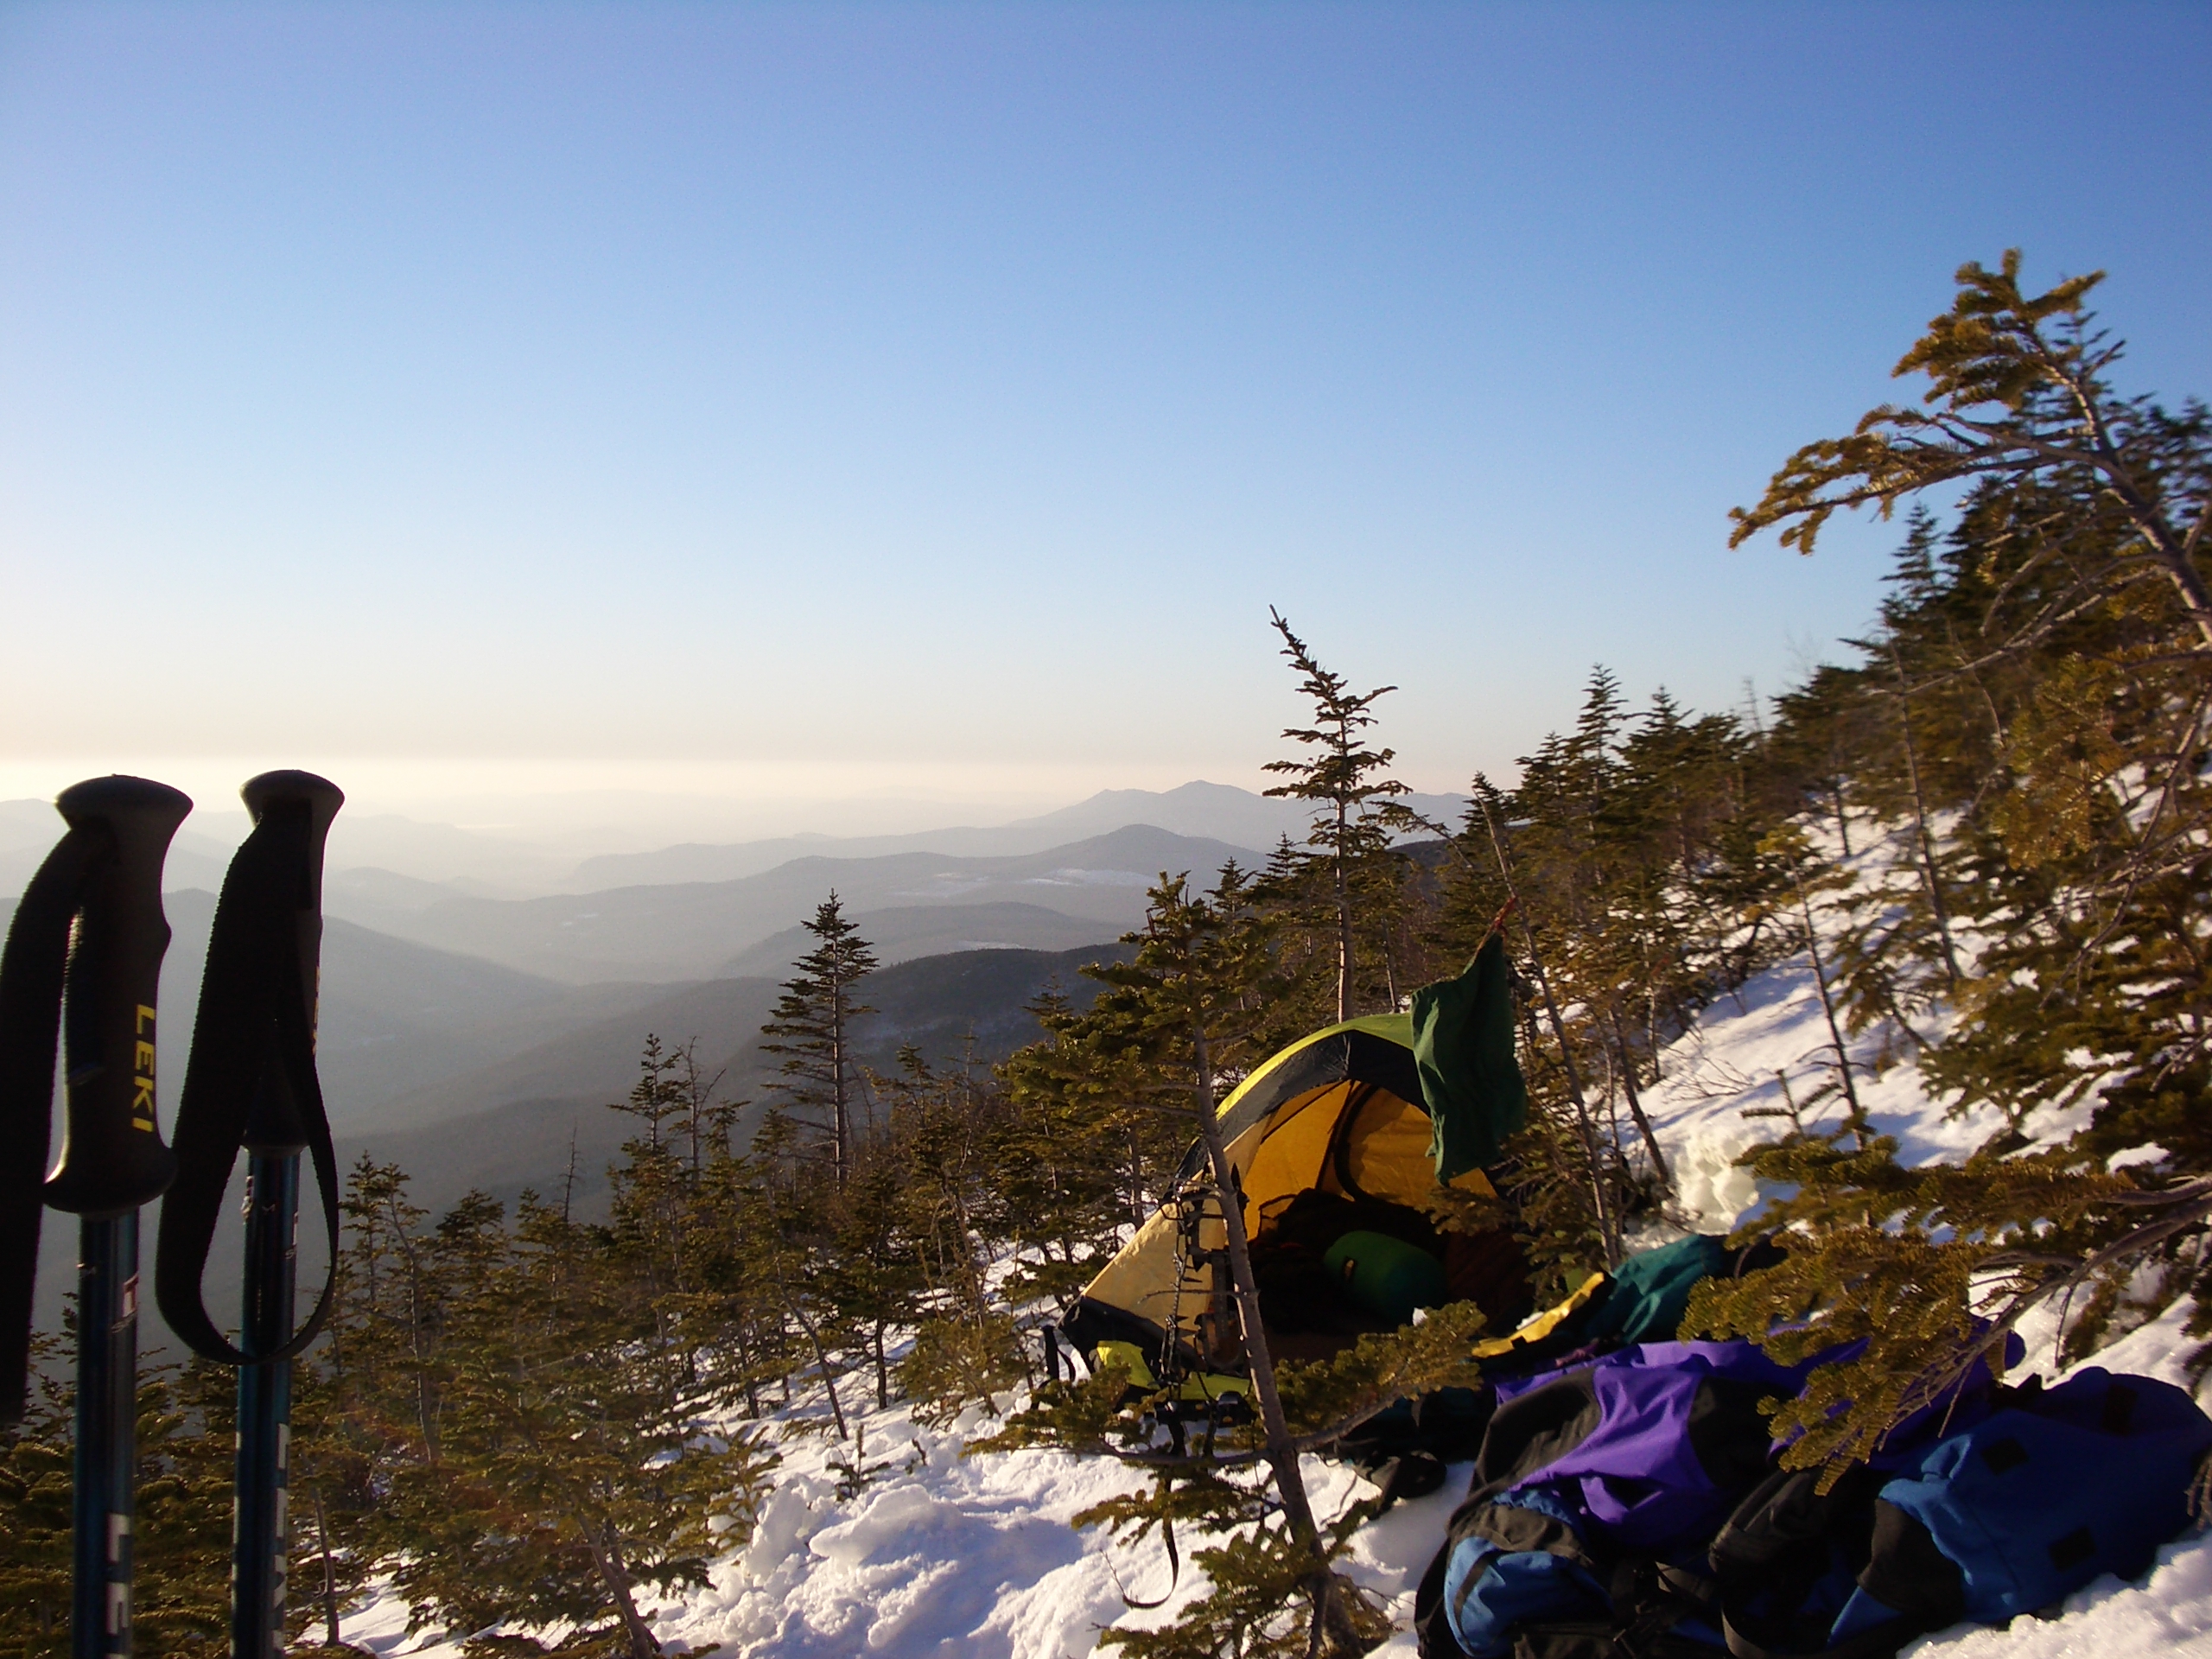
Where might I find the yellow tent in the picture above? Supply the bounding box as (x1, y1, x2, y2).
(1065, 1013, 1510, 1371)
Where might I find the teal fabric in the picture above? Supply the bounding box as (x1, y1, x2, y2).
(1324, 1230, 1447, 1325)
(1412, 933, 1529, 1182)
(1580, 1234, 1730, 1346)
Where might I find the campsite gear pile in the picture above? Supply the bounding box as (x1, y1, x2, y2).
(1411, 1336, 2212, 1658)
(1, 772, 344, 1659)
(1059, 963, 2212, 1655)
(1319, 1233, 1784, 1510)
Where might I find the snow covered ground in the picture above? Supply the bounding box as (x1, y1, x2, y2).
(336, 876, 2212, 1658)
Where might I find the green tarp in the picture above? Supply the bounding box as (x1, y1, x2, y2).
(1412, 932, 1529, 1182)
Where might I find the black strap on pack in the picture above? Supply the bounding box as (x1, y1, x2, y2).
(0, 822, 113, 1426)
(155, 778, 343, 1366)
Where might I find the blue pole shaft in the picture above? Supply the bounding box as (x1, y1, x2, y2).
(232, 1152, 299, 1659)
(72, 1213, 138, 1659)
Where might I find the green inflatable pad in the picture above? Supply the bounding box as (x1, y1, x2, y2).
(1324, 1230, 1447, 1326)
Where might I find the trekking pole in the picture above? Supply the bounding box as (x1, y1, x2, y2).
(0, 775, 194, 1659)
(156, 770, 344, 1659)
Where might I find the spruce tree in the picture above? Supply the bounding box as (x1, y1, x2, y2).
(369, 1184, 772, 1657)
(288, 1346, 379, 1654)
(0, 1344, 242, 1658)
(1731, 249, 2212, 652)
(995, 983, 1189, 1313)
(1421, 669, 1800, 1294)
(884, 1052, 1027, 1422)
(743, 1109, 855, 1440)
(131, 1358, 238, 1656)
(760, 893, 880, 1187)
(1262, 610, 1414, 1023)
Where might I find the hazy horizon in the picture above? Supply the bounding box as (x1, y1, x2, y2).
(0, 773, 1477, 887)
(0, 767, 1427, 851)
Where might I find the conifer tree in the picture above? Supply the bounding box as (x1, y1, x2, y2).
(1694, 251, 2212, 1473)
(880, 1051, 1028, 1422)
(1421, 671, 1798, 1294)
(995, 982, 1190, 1313)
(288, 1347, 379, 1654)
(1731, 249, 2212, 653)
(1466, 775, 1624, 1264)
(1262, 609, 1414, 1023)
(279, 1155, 446, 1650)
(760, 893, 880, 1186)
(131, 1358, 240, 1656)
(678, 1171, 779, 1421)
(0, 1344, 246, 1657)
(1768, 666, 1870, 860)
(365, 1180, 771, 1657)
(823, 1150, 925, 1410)
(744, 1109, 855, 1440)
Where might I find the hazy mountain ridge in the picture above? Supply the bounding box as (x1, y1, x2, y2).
(0, 786, 1345, 1344)
(717, 900, 1124, 976)
(1, 812, 1278, 1136)
(0, 781, 1471, 907)
(341, 939, 1132, 1218)
(149, 890, 670, 1132)
(563, 780, 1471, 889)
(324, 823, 1258, 983)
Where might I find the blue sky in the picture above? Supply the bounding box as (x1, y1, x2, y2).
(3, 2, 2207, 839)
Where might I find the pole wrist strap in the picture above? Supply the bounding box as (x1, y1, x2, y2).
(155, 809, 340, 1366)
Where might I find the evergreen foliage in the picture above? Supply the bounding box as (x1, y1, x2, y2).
(279, 1086, 780, 1653)
(760, 893, 880, 1188)
(0, 1340, 235, 1658)
(1693, 250, 2212, 1476)
(1262, 610, 1421, 1026)
(1423, 679, 1795, 1296)
(995, 982, 1193, 1312)
(0, 1338, 72, 1656)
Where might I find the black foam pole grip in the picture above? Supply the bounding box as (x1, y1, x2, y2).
(238, 772, 341, 1152)
(41, 777, 193, 1218)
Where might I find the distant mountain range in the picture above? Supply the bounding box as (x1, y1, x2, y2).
(319, 823, 1259, 983)
(561, 780, 1471, 888)
(0, 780, 1470, 906)
(23, 898, 1129, 1348)
(340, 938, 1134, 1220)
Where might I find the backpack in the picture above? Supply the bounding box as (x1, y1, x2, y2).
(1414, 1340, 1820, 1659)
(1709, 1366, 2212, 1657)
(1412, 1337, 2037, 1659)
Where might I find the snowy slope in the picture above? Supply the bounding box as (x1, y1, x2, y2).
(336, 849, 2212, 1658)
